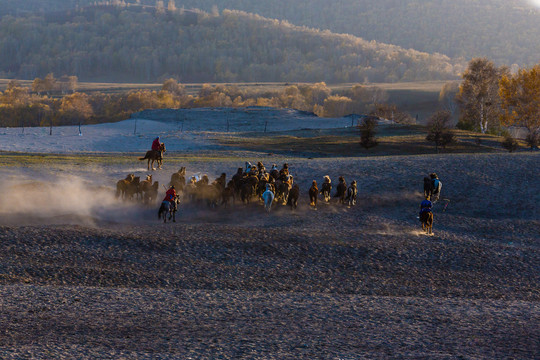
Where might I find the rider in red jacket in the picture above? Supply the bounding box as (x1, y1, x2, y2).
(151, 137, 161, 151)
(163, 185, 177, 211)
(163, 186, 177, 202)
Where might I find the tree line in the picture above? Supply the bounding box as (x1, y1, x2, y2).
(0, 4, 461, 83)
(0, 75, 413, 129)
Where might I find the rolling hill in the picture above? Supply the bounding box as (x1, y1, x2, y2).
(1, 0, 538, 67)
(0, 4, 462, 83)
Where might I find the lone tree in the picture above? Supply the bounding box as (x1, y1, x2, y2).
(499, 64, 540, 149)
(426, 110, 455, 153)
(358, 116, 379, 149)
(456, 58, 508, 134)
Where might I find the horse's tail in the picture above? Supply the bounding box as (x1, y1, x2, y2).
(139, 156, 147, 160)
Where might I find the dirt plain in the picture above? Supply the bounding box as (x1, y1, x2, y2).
(0, 147, 539, 358)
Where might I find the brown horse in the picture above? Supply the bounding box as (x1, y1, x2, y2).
(287, 183, 300, 210)
(143, 181, 159, 205)
(169, 167, 186, 192)
(420, 211, 433, 234)
(140, 174, 153, 195)
(221, 180, 236, 207)
(116, 173, 134, 199)
(320, 176, 332, 203)
(125, 176, 141, 201)
(239, 175, 259, 204)
(139, 143, 166, 171)
(309, 180, 318, 207)
(335, 176, 347, 204)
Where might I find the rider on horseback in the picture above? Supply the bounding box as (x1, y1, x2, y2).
(163, 185, 178, 211)
(419, 195, 432, 219)
(152, 137, 161, 151)
(430, 173, 442, 202)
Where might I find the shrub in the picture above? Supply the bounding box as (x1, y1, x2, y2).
(358, 116, 379, 149)
(426, 110, 453, 153)
(525, 133, 539, 150)
(501, 135, 519, 152)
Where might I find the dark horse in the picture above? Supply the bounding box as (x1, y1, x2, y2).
(140, 143, 166, 171)
(423, 177, 433, 198)
(420, 211, 433, 235)
(158, 197, 178, 223)
(335, 176, 347, 204)
(287, 183, 300, 210)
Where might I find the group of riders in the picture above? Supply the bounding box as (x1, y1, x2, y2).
(146, 138, 443, 229)
(156, 160, 362, 222)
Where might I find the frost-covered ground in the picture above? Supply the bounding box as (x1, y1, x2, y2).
(0, 108, 538, 358)
(0, 107, 384, 154)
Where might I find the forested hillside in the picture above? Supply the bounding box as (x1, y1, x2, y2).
(0, 5, 461, 83)
(3, 0, 536, 67)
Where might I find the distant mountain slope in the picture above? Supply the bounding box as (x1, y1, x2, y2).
(6, 0, 535, 66)
(153, 0, 540, 66)
(0, 5, 461, 83)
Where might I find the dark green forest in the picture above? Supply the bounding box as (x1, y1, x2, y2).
(0, 5, 461, 83)
(1, 0, 538, 68)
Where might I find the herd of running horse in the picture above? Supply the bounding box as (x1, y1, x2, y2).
(115, 161, 359, 221)
(116, 161, 440, 232)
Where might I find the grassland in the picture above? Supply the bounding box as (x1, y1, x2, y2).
(217, 125, 515, 157)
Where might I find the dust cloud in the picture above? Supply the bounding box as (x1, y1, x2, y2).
(0, 172, 150, 226)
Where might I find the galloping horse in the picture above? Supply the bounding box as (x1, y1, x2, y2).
(345, 180, 357, 206)
(139, 143, 166, 171)
(287, 183, 300, 210)
(420, 211, 433, 234)
(309, 180, 318, 208)
(320, 176, 332, 203)
(116, 173, 134, 199)
(262, 184, 275, 213)
(169, 167, 186, 192)
(335, 176, 347, 204)
(158, 196, 179, 223)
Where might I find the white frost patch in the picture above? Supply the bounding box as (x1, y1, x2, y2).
(0, 107, 391, 154)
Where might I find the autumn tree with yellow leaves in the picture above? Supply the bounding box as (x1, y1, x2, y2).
(455, 58, 508, 134)
(499, 64, 540, 149)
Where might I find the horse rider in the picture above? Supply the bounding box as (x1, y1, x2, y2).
(152, 136, 161, 151)
(419, 195, 432, 220)
(430, 173, 442, 202)
(163, 185, 178, 211)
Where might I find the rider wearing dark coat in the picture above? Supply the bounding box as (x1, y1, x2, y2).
(419, 196, 432, 219)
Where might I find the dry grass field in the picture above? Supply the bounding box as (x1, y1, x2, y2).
(217, 125, 518, 157)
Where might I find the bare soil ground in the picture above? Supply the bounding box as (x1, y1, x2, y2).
(0, 151, 538, 358)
